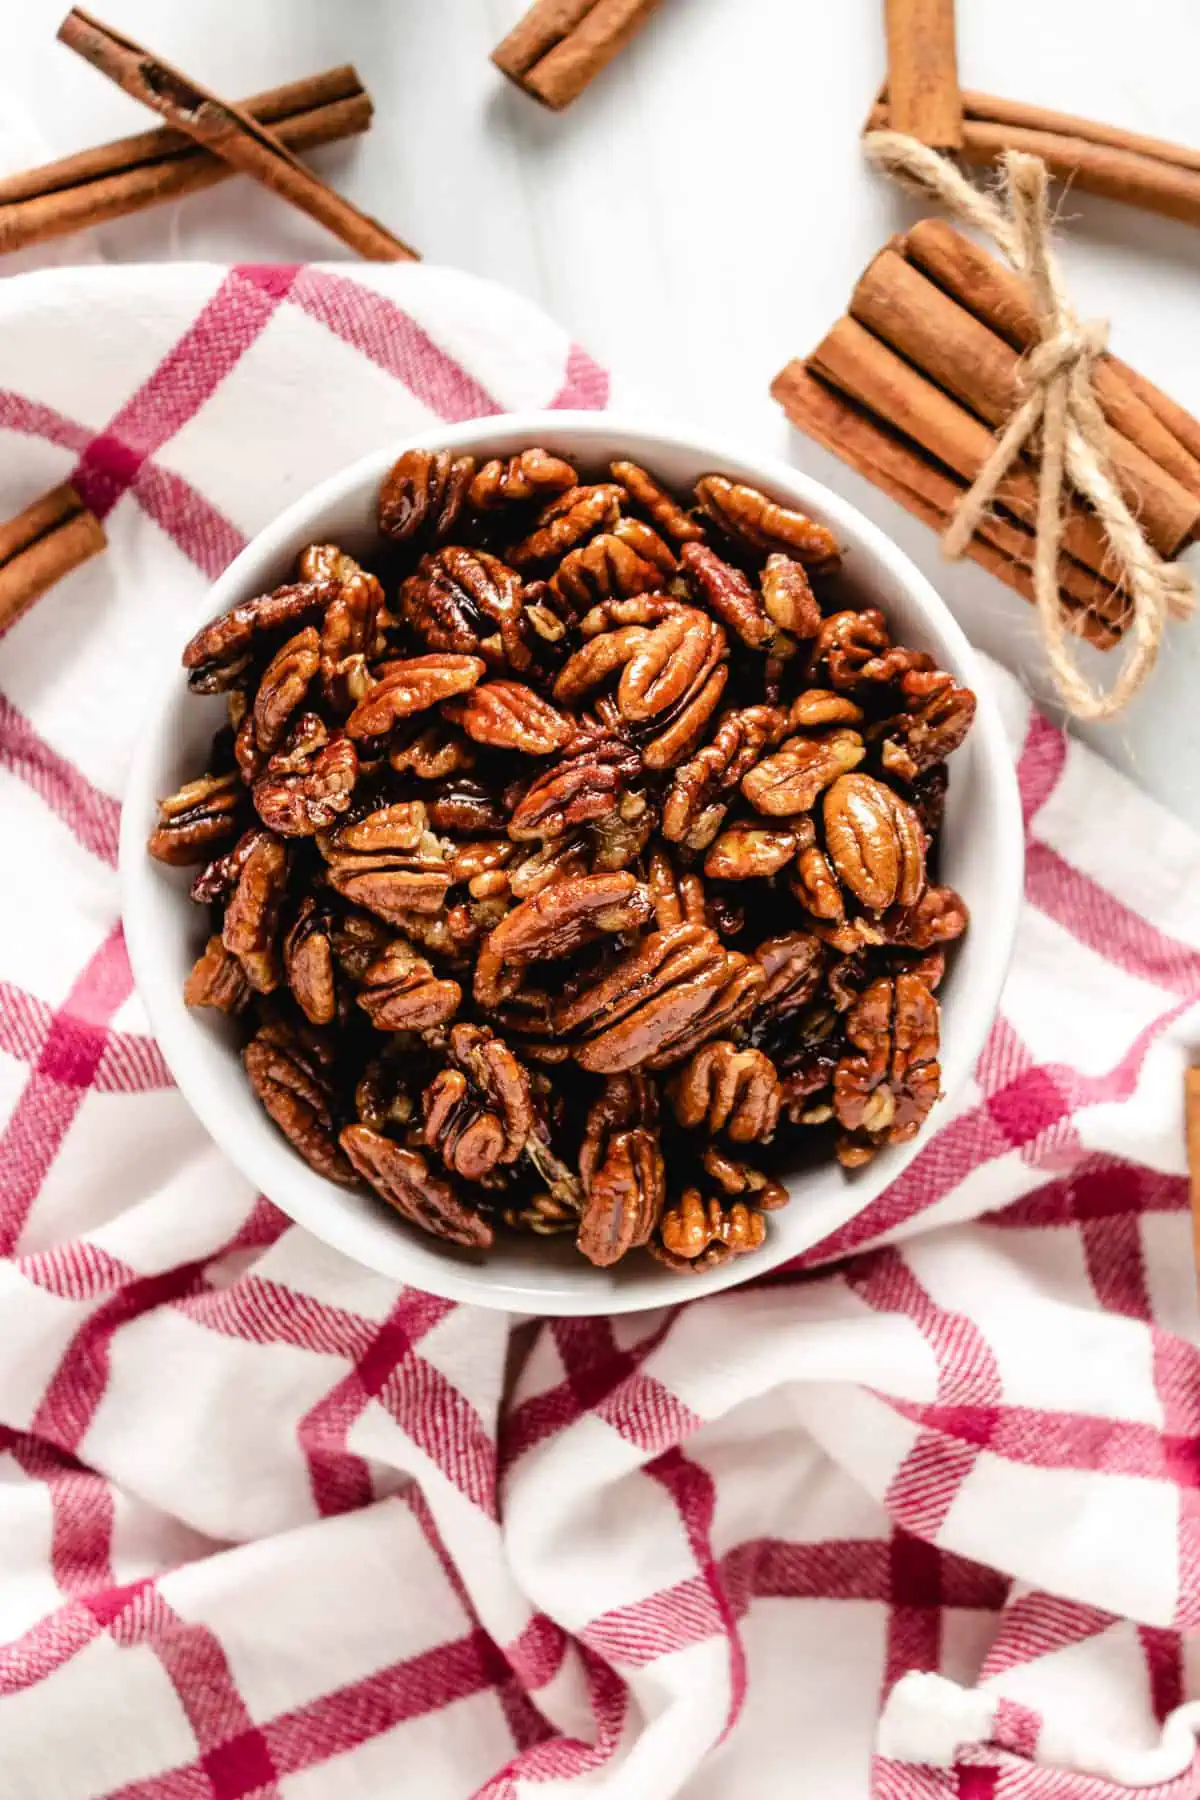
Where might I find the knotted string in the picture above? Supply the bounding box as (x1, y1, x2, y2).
(864, 129, 1194, 721)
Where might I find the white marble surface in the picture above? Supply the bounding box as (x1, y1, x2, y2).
(7, 0, 1200, 825)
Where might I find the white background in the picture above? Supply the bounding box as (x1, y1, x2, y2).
(6, 0, 1200, 825)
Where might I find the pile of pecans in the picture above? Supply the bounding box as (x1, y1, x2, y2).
(148, 446, 976, 1274)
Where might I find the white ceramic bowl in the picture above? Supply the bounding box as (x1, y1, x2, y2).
(120, 412, 1023, 1314)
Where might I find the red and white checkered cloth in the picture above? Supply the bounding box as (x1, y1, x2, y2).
(1, 260, 1199, 1800)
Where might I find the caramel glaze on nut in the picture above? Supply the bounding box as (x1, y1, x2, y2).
(155, 447, 976, 1271)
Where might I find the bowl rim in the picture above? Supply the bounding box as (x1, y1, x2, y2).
(120, 409, 1024, 1314)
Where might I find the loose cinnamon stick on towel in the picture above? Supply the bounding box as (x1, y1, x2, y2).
(771, 361, 1123, 647)
(0, 67, 372, 257)
(492, 0, 662, 110)
(868, 88, 1200, 230)
(884, 0, 962, 149)
(57, 9, 417, 262)
(0, 485, 106, 634)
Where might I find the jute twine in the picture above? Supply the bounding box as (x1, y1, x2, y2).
(864, 129, 1194, 721)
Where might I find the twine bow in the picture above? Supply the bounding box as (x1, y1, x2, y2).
(864, 130, 1194, 721)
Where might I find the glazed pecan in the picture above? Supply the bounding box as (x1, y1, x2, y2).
(358, 940, 462, 1032)
(321, 806, 452, 921)
(833, 974, 941, 1156)
(443, 680, 573, 755)
(253, 715, 359, 837)
(400, 549, 529, 671)
(389, 722, 476, 780)
(549, 520, 675, 612)
(762, 554, 821, 639)
(823, 773, 925, 914)
(741, 728, 865, 816)
(646, 848, 707, 931)
(662, 705, 787, 849)
(346, 653, 486, 739)
(578, 594, 684, 637)
(245, 1020, 356, 1185)
(655, 1186, 766, 1271)
(879, 669, 977, 780)
(790, 845, 846, 923)
(701, 1145, 788, 1207)
(506, 483, 625, 569)
(508, 730, 641, 841)
(379, 449, 475, 546)
(251, 628, 320, 755)
(695, 476, 840, 569)
(148, 770, 241, 865)
(808, 610, 932, 695)
(319, 567, 382, 711)
(424, 778, 507, 836)
(183, 935, 251, 1013)
(340, 1126, 494, 1248)
(671, 1041, 781, 1143)
(221, 829, 289, 992)
(753, 931, 825, 1017)
(616, 608, 729, 770)
(787, 688, 864, 731)
(881, 884, 969, 949)
(183, 581, 335, 693)
(283, 897, 337, 1025)
(576, 1074, 665, 1268)
(469, 448, 577, 511)
(681, 543, 785, 653)
(610, 460, 704, 546)
(422, 1024, 533, 1180)
(704, 821, 800, 880)
(483, 871, 651, 969)
(552, 625, 650, 707)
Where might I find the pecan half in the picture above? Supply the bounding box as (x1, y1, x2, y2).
(833, 974, 941, 1156)
(787, 688, 864, 731)
(610, 460, 704, 546)
(550, 520, 675, 612)
(443, 680, 573, 755)
(183, 935, 251, 1013)
(616, 608, 729, 770)
(655, 1187, 766, 1272)
(400, 549, 529, 671)
(183, 581, 334, 693)
(808, 610, 932, 695)
(358, 940, 462, 1032)
(506, 483, 625, 569)
(469, 448, 577, 511)
(704, 821, 799, 880)
(148, 770, 241, 865)
(251, 628, 320, 755)
(283, 897, 337, 1025)
(346, 653, 486, 739)
(388, 722, 477, 782)
(576, 1129, 666, 1267)
(661, 705, 787, 849)
(754, 931, 825, 1017)
(879, 668, 977, 780)
(671, 1041, 781, 1142)
(762, 554, 821, 639)
(245, 1021, 356, 1185)
(881, 884, 969, 949)
(681, 543, 781, 653)
(379, 449, 475, 546)
(253, 715, 359, 837)
(483, 871, 651, 969)
(508, 731, 641, 840)
(695, 476, 840, 569)
(823, 773, 926, 914)
(422, 1024, 533, 1180)
(221, 829, 289, 992)
(552, 625, 650, 707)
(340, 1127, 494, 1248)
(741, 729, 865, 816)
(321, 807, 451, 921)
(320, 567, 382, 711)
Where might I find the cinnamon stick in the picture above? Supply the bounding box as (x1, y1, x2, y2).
(57, 9, 417, 262)
(492, 0, 662, 110)
(0, 71, 372, 258)
(1187, 1066, 1200, 1280)
(807, 315, 1120, 586)
(868, 88, 1200, 231)
(849, 245, 1200, 558)
(902, 220, 1200, 504)
(771, 360, 1123, 647)
(884, 0, 962, 150)
(0, 485, 106, 633)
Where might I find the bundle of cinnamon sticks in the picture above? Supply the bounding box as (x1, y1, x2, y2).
(772, 220, 1200, 647)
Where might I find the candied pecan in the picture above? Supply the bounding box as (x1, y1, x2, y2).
(787, 688, 864, 731)
(221, 829, 288, 992)
(346, 654, 486, 740)
(389, 723, 476, 781)
(400, 549, 529, 671)
(484, 871, 651, 970)
(283, 897, 337, 1025)
(378, 449, 475, 546)
(250, 628, 320, 755)
(671, 1041, 781, 1143)
(469, 448, 577, 511)
(325, 801, 430, 852)
(508, 731, 641, 840)
(506, 483, 625, 569)
(701, 1145, 788, 1207)
(610, 460, 704, 546)
(655, 1187, 766, 1272)
(253, 715, 358, 837)
(148, 770, 241, 865)
(183, 935, 251, 1013)
(576, 1129, 666, 1267)
(328, 909, 393, 980)
(443, 680, 573, 755)
(340, 1127, 494, 1249)
(423, 778, 507, 836)
(422, 1024, 533, 1180)
(662, 705, 787, 849)
(648, 956, 764, 1067)
(808, 609, 932, 695)
(578, 594, 684, 637)
(358, 940, 462, 1032)
(550, 518, 676, 612)
(754, 931, 825, 1016)
(695, 476, 840, 570)
(704, 821, 799, 880)
(646, 848, 707, 930)
(552, 626, 650, 708)
(298, 543, 360, 584)
(742, 729, 864, 816)
(183, 581, 335, 693)
(617, 609, 729, 770)
(591, 793, 655, 870)
(320, 568, 382, 711)
(881, 884, 969, 949)
(681, 543, 784, 653)
(762, 554, 821, 639)
(245, 1021, 356, 1185)
(790, 845, 845, 922)
(447, 838, 514, 888)
(833, 974, 941, 1152)
(508, 834, 592, 898)
(879, 669, 977, 780)
(321, 807, 451, 921)
(823, 773, 925, 914)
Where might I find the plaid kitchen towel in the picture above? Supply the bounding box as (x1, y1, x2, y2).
(0, 260, 1198, 1800)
